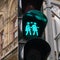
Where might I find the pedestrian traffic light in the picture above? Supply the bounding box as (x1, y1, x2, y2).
(18, 0, 51, 60)
(23, 10, 48, 40)
(18, 10, 51, 60)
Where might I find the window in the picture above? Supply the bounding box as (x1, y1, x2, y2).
(1, 44, 3, 49)
(1, 30, 4, 41)
(54, 20, 57, 35)
(13, 18, 18, 28)
(13, 17, 18, 40)
(0, 15, 4, 29)
(13, 30, 18, 39)
(0, 30, 4, 49)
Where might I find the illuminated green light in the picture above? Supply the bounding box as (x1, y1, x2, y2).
(25, 22, 31, 36)
(25, 22, 39, 36)
(23, 10, 48, 38)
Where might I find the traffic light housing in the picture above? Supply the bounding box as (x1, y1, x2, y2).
(23, 10, 48, 40)
(18, 10, 51, 60)
(18, 0, 51, 60)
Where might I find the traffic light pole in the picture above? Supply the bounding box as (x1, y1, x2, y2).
(45, 0, 55, 60)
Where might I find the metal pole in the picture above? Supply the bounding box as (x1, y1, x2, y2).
(45, 0, 55, 60)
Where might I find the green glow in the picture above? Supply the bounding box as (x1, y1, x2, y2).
(26, 10, 47, 22)
(22, 10, 48, 38)
(25, 22, 39, 36)
(26, 14, 32, 17)
(25, 22, 31, 36)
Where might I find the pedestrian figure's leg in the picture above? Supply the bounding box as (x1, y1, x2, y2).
(26, 31, 28, 35)
(33, 31, 35, 36)
(29, 31, 31, 35)
(36, 31, 38, 36)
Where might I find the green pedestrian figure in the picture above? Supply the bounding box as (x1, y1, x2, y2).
(25, 22, 31, 36)
(31, 22, 39, 36)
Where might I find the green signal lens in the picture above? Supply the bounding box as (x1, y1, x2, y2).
(25, 22, 39, 36)
(22, 10, 48, 38)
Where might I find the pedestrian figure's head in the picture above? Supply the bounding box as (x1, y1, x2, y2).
(27, 22, 30, 25)
(34, 22, 36, 25)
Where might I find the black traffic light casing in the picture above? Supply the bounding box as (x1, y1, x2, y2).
(18, 38, 51, 60)
(18, 10, 51, 60)
(18, 0, 51, 60)
(24, 38, 51, 60)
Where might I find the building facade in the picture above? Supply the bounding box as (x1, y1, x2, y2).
(51, 1, 60, 59)
(43, 0, 60, 60)
(0, 0, 18, 60)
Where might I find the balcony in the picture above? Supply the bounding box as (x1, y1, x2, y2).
(0, 38, 18, 60)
